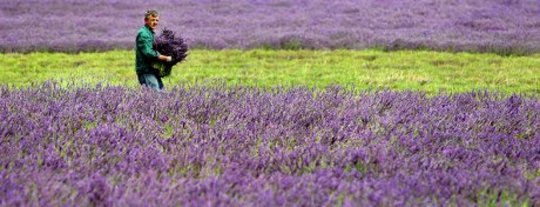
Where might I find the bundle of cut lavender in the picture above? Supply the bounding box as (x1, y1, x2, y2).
(153, 28, 188, 77)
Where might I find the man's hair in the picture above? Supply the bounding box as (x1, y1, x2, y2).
(144, 10, 159, 20)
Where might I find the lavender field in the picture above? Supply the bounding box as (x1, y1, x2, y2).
(1, 0, 540, 53)
(2, 0, 540, 206)
(1, 84, 539, 206)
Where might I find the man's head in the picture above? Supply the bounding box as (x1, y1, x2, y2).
(144, 10, 159, 31)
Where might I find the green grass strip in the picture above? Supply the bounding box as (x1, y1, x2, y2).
(1, 49, 538, 95)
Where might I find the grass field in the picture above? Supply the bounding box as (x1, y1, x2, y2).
(1, 49, 539, 95)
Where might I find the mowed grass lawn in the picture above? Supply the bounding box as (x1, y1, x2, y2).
(0, 49, 538, 95)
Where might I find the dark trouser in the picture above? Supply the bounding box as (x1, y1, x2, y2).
(137, 72, 163, 91)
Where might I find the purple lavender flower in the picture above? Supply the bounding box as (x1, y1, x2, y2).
(153, 28, 189, 77)
(0, 84, 538, 206)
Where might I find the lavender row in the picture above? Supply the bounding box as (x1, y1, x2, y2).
(1, 0, 539, 53)
(1, 84, 539, 206)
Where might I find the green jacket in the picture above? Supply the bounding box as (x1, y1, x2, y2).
(135, 25, 159, 74)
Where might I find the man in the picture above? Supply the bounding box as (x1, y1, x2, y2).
(135, 10, 172, 91)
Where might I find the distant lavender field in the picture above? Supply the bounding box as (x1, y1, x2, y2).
(1, 84, 539, 206)
(1, 0, 540, 53)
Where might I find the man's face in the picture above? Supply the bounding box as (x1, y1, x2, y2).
(145, 15, 159, 31)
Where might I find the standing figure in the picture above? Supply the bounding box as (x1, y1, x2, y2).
(135, 10, 172, 91)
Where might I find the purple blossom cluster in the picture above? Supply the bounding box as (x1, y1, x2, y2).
(1, 83, 539, 206)
(1, 0, 539, 53)
(153, 28, 189, 77)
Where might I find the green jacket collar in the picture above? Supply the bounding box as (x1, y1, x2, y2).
(144, 25, 155, 34)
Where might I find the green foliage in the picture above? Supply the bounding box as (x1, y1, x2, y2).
(0, 49, 538, 95)
(475, 190, 530, 207)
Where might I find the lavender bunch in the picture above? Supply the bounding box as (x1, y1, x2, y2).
(153, 28, 188, 77)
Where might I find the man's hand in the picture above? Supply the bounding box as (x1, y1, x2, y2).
(158, 54, 173, 62)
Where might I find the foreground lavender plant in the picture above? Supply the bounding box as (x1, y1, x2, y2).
(0, 83, 539, 206)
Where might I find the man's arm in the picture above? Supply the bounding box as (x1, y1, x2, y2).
(137, 33, 171, 62)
